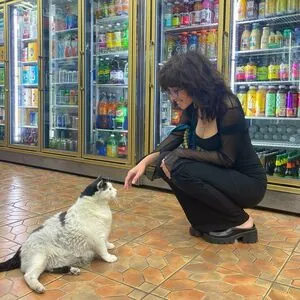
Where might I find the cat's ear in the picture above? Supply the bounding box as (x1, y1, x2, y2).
(97, 179, 103, 190)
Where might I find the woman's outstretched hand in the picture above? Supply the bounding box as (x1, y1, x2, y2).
(124, 163, 146, 189)
(160, 158, 171, 179)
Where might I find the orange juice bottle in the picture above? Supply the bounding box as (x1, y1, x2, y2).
(237, 0, 247, 20)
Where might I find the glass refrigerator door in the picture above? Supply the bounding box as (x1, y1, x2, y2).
(84, 0, 130, 160)
(230, 1, 300, 182)
(43, 0, 79, 153)
(0, 6, 5, 144)
(8, 0, 39, 147)
(153, 0, 221, 149)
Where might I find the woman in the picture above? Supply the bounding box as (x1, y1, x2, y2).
(124, 52, 267, 244)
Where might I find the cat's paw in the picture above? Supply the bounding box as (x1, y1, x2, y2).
(70, 267, 80, 275)
(106, 242, 115, 249)
(103, 254, 118, 263)
(34, 283, 46, 294)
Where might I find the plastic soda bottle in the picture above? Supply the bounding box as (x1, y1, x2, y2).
(198, 30, 207, 55)
(97, 92, 108, 129)
(188, 31, 198, 51)
(115, 96, 127, 129)
(106, 134, 117, 157)
(121, 0, 129, 15)
(180, 32, 188, 54)
(98, 25, 107, 52)
(117, 134, 128, 158)
(113, 23, 122, 50)
(121, 22, 129, 49)
(164, 1, 173, 28)
(180, 0, 190, 26)
(200, 0, 213, 24)
(206, 29, 217, 58)
(107, 93, 117, 129)
(106, 24, 114, 50)
(172, 1, 181, 27)
(114, 0, 123, 16)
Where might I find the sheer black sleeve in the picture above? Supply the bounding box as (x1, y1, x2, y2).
(164, 98, 248, 171)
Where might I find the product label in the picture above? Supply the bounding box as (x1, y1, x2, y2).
(236, 66, 245, 81)
(276, 93, 287, 117)
(257, 66, 268, 81)
(164, 14, 172, 27)
(265, 93, 276, 117)
(117, 146, 127, 157)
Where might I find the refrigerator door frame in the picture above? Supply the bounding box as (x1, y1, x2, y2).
(0, 4, 7, 147)
(40, 0, 82, 157)
(7, 0, 41, 152)
(146, 0, 227, 154)
(81, 0, 138, 166)
(224, 0, 300, 194)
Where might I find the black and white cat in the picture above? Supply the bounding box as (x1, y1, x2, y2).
(0, 177, 117, 293)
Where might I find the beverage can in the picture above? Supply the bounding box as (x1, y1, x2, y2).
(265, 86, 277, 117)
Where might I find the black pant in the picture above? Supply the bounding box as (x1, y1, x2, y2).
(157, 154, 266, 232)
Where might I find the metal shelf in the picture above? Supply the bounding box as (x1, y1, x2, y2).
(236, 46, 300, 56)
(20, 61, 38, 65)
(94, 83, 128, 88)
(96, 15, 128, 24)
(94, 128, 128, 133)
(246, 116, 300, 121)
(0, 105, 4, 108)
(164, 23, 218, 33)
(252, 140, 300, 148)
(0, 62, 4, 66)
(18, 106, 38, 109)
(53, 127, 78, 131)
(51, 28, 78, 34)
(0, 124, 5, 126)
(21, 125, 38, 128)
(52, 56, 78, 62)
(21, 84, 38, 88)
(0, 84, 4, 87)
(22, 37, 37, 43)
(54, 105, 78, 108)
(95, 50, 128, 57)
(236, 12, 300, 26)
(235, 80, 300, 85)
(52, 82, 78, 85)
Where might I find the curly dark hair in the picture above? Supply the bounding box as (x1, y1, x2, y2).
(158, 51, 233, 121)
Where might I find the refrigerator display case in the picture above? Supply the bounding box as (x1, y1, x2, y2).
(83, 0, 132, 162)
(229, 1, 300, 187)
(42, 0, 80, 153)
(8, 0, 39, 148)
(0, 6, 5, 144)
(150, 0, 225, 151)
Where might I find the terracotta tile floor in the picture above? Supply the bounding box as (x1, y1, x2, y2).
(0, 162, 299, 300)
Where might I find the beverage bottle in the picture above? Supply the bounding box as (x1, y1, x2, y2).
(286, 86, 298, 117)
(291, 54, 300, 80)
(102, 0, 109, 18)
(268, 57, 279, 80)
(265, 85, 277, 116)
(237, 0, 247, 20)
(98, 25, 107, 53)
(115, 96, 128, 129)
(172, 1, 181, 27)
(256, 85, 267, 116)
(274, 30, 283, 48)
(283, 28, 293, 47)
(198, 30, 207, 55)
(268, 28, 277, 48)
(180, 32, 188, 54)
(115, 0, 123, 16)
(113, 23, 122, 50)
(123, 61, 128, 85)
(257, 57, 268, 81)
(287, 0, 297, 13)
(245, 57, 257, 81)
(121, 22, 129, 49)
(240, 25, 251, 51)
(97, 92, 108, 129)
(164, 1, 173, 28)
(171, 107, 182, 125)
(237, 85, 248, 114)
(276, 85, 287, 117)
(97, 58, 104, 83)
(109, 56, 118, 84)
(174, 36, 181, 55)
(116, 57, 124, 84)
(206, 29, 217, 58)
(166, 35, 175, 59)
(106, 24, 114, 51)
(107, 93, 117, 129)
(103, 57, 111, 83)
(279, 55, 289, 81)
(246, 0, 258, 19)
(180, 0, 190, 26)
(121, 0, 129, 15)
(188, 31, 198, 51)
(265, 0, 276, 16)
(161, 99, 171, 125)
(236, 57, 246, 81)
(96, 136, 107, 156)
(250, 23, 261, 50)
(193, 0, 202, 24)
(276, 0, 287, 15)
(213, 0, 219, 23)
(260, 26, 270, 49)
(117, 134, 128, 158)
(106, 134, 117, 157)
(200, 0, 213, 24)
(258, 0, 266, 18)
(246, 85, 257, 116)
(108, 0, 115, 17)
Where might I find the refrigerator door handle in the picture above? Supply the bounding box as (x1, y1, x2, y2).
(38, 55, 43, 92)
(79, 50, 84, 91)
(222, 31, 229, 82)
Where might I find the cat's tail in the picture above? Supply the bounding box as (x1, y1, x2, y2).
(0, 247, 21, 271)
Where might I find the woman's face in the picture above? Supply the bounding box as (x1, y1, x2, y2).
(167, 87, 193, 110)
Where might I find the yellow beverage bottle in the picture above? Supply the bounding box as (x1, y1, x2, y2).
(256, 86, 267, 116)
(246, 85, 257, 116)
(237, 0, 247, 20)
(265, 0, 276, 16)
(237, 85, 248, 115)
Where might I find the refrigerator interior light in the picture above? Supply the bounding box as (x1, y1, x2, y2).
(13, 8, 19, 142)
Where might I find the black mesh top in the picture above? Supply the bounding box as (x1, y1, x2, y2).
(154, 95, 267, 183)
